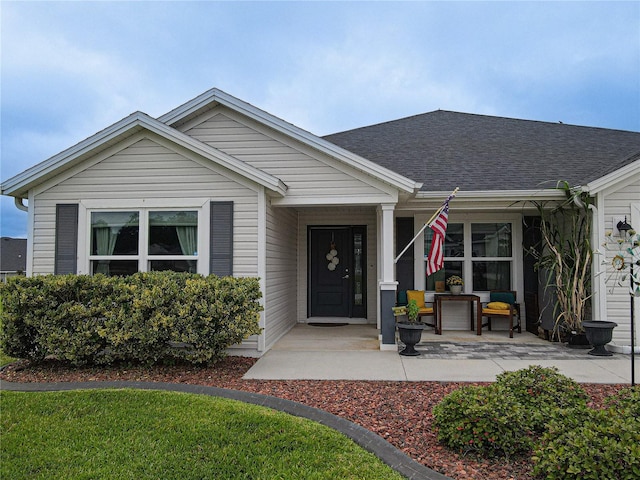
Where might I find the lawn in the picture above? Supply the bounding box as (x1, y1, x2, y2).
(0, 351, 16, 367)
(0, 389, 404, 480)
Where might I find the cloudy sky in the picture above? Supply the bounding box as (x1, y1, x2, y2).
(1, 1, 639, 238)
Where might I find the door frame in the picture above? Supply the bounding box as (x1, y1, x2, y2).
(307, 225, 367, 319)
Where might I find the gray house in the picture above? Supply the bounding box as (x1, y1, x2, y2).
(2, 88, 639, 355)
(0, 237, 27, 281)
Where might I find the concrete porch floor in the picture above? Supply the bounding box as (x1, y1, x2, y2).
(244, 323, 636, 384)
(271, 323, 549, 351)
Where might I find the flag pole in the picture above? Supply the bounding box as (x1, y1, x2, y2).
(394, 187, 459, 264)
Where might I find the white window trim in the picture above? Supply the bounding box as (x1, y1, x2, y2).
(413, 212, 524, 301)
(79, 199, 209, 275)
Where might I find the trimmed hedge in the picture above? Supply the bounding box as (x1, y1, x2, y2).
(433, 366, 640, 478)
(432, 384, 535, 458)
(494, 365, 589, 433)
(532, 387, 640, 479)
(432, 366, 588, 458)
(0, 272, 262, 365)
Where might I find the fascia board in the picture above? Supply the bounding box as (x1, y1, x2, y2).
(584, 158, 640, 194)
(415, 189, 566, 202)
(1, 112, 145, 197)
(159, 88, 420, 194)
(2, 111, 287, 198)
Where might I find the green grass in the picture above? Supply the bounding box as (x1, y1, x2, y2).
(1, 389, 404, 480)
(0, 350, 17, 367)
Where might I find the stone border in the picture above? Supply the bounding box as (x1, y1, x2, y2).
(0, 379, 450, 480)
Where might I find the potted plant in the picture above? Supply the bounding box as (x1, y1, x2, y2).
(528, 181, 593, 343)
(446, 275, 464, 295)
(396, 299, 425, 356)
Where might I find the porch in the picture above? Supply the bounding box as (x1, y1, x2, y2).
(244, 324, 634, 384)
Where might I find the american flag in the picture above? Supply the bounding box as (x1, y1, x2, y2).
(426, 194, 454, 276)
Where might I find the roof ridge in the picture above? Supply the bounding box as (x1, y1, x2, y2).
(325, 109, 640, 137)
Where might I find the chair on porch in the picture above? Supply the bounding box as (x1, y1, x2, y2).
(400, 290, 438, 332)
(480, 290, 521, 338)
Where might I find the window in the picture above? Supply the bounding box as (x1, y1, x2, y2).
(148, 211, 198, 273)
(89, 210, 198, 275)
(425, 221, 514, 291)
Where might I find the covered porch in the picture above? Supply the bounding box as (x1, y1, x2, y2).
(244, 323, 633, 383)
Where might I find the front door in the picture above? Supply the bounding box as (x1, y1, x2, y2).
(308, 226, 366, 318)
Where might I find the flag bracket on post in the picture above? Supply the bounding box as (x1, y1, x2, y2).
(394, 187, 459, 266)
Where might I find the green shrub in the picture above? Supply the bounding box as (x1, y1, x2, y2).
(432, 384, 535, 458)
(171, 275, 263, 364)
(495, 366, 588, 432)
(0, 272, 262, 366)
(0, 276, 47, 362)
(432, 366, 590, 460)
(34, 274, 123, 366)
(532, 388, 640, 479)
(603, 386, 640, 419)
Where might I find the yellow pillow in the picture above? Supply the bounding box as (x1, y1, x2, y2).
(406, 290, 425, 308)
(487, 301, 510, 310)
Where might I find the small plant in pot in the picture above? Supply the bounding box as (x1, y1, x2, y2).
(446, 275, 464, 295)
(397, 299, 425, 356)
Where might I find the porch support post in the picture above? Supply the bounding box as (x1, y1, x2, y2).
(379, 204, 397, 349)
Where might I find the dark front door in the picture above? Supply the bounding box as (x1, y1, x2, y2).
(309, 226, 366, 318)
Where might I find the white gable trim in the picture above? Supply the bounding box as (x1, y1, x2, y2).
(585, 157, 640, 194)
(416, 189, 566, 201)
(2, 112, 287, 198)
(159, 88, 421, 194)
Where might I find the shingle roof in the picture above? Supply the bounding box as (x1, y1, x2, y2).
(0, 237, 27, 273)
(323, 110, 640, 192)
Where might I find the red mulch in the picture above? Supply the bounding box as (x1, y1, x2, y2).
(0, 357, 627, 480)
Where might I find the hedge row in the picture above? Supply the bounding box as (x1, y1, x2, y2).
(0, 272, 262, 366)
(432, 365, 640, 478)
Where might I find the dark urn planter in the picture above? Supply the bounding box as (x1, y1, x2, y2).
(583, 321, 618, 356)
(397, 322, 425, 356)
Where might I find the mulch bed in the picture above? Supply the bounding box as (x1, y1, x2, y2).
(0, 357, 627, 480)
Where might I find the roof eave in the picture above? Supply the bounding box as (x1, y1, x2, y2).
(584, 157, 640, 194)
(1, 112, 146, 197)
(159, 88, 418, 194)
(415, 189, 567, 202)
(1, 111, 287, 198)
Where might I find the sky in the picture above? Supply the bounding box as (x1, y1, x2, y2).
(1, 1, 639, 238)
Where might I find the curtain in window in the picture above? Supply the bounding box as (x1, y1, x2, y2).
(94, 224, 118, 274)
(176, 226, 197, 256)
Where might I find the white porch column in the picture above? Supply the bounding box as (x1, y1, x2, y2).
(378, 203, 398, 349)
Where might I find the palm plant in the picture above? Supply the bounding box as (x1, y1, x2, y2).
(529, 181, 594, 340)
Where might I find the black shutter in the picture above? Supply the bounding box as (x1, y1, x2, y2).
(55, 204, 79, 274)
(210, 201, 233, 276)
(395, 217, 415, 292)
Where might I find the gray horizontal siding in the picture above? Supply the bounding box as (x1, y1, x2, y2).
(264, 205, 298, 349)
(183, 108, 394, 202)
(601, 178, 640, 345)
(32, 136, 259, 277)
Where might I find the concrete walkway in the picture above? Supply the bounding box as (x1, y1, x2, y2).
(244, 324, 636, 384)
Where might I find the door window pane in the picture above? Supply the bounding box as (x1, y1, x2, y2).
(473, 261, 511, 291)
(353, 233, 363, 306)
(149, 211, 198, 256)
(472, 223, 512, 257)
(91, 212, 139, 255)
